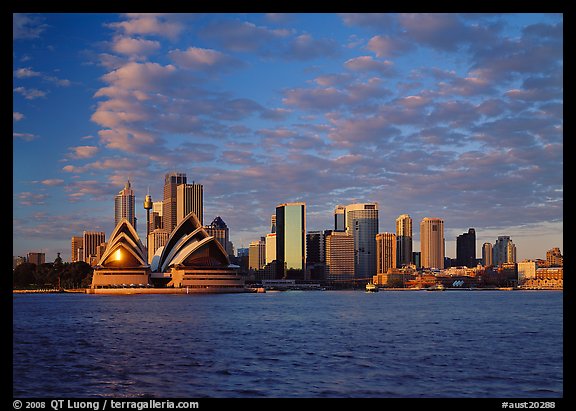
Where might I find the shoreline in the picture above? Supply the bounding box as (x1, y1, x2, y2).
(12, 287, 563, 294)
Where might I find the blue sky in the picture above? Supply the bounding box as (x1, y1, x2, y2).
(13, 13, 563, 262)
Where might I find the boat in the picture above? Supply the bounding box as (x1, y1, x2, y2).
(365, 282, 379, 292)
(426, 283, 445, 291)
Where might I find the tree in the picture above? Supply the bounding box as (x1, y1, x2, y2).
(13, 263, 36, 288)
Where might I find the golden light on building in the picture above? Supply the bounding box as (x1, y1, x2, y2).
(114, 249, 122, 261)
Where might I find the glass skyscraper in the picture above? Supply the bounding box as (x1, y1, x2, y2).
(345, 203, 379, 278)
(276, 202, 306, 280)
(114, 180, 136, 230)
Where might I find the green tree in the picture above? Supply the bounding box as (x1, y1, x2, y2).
(13, 263, 36, 288)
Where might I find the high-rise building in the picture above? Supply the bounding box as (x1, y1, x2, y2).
(71, 236, 83, 263)
(395, 214, 413, 267)
(83, 231, 105, 265)
(265, 233, 276, 264)
(376, 232, 396, 274)
(147, 228, 170, 264)
(420, 217, 445, 269)
(493, 236, 516, 266)
(114, 180, 136, 230)
(546, 247, 563, 267)
(270, 214, 276, 234)
(346, 203, 379, 278)
(306, 231, 325, 264)
(163, 172, 187, 234)
(482, 242, 493, 266)
(276, 202, 306, 280)
(334, 205, 346, 231)
(249, 238, 266, 270)
(205, 216, 231, 256)
(456, 228, 476, 267)
(176, 182, 203, 227)
(325, 231, 354, 281)
(27, 252, 45, 266)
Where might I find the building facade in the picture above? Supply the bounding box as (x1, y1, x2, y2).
(83, 231, 106, 266)
(162, 172, 187, 234)
(249, 238, 266, 270)
(395, 214, 413, 267)
(71, 236, 83, 263)
(376, 232, 397, 274)
(334, 205, 346, 231)
(276, 202, 306, 280)
(147, 228, 170, 264)
(176, 182, 204, 227)
(482, 242, 493, 266)
(346, 203, 379, 278)
(420, 217, 445, 269)
(114, 180, 136, 230)
(456, 228, 476, 267)
(493, 236, 516, 266)
(325, 231, 354, 281)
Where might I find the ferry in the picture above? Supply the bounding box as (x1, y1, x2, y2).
(426, 283, 445, 291)
(365, 282, 379, 292)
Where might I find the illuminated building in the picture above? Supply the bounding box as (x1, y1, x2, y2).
(114, 180, 136, 230)
(276, 202, 306, 280)
(420, 217, 445, 269)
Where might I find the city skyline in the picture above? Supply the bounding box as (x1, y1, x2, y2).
(13, 13, 563, 262)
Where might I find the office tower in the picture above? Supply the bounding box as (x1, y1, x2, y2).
(306, 231, 325, 264)
(346, 203, 379, 278)
(176, 182, 204, 226)
(334, 205, 346, 231)
(265, 233, 276, 264)
(493, 236, 516, 266)
(249, 238, 266, 270)
(420, 217, 445, 269)
(83, 231, 105, 265)
(325, 231, 354, 281)
(151, 201, 163, 230)
(270, 214, 276, 234)
(546, 247, 563, 267)
(147, 228, 170, 264)
(205, 216, 231, 256)
(276, 202, 306, 279)
(482, 242, 493, 266)
(456, 228, 476, 267)
(27, 252, 45, 266)
(395, 214, 413, 267)
(71, 236, 83, 263)
(114, 180, 136, 230)
(376, 232, 397, 274)
(163, 172, 187, 234)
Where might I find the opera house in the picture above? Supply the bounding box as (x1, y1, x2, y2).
(90, 213, 245, 293)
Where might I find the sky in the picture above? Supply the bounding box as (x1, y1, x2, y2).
(12, 12, 563, 262)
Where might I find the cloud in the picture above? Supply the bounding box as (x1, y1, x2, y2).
(40, 179, 65, 186)
(200, 19, 290, 52)
(16, 192, 48, 206)
(107, 14, 183, 40)
(13, 86, 47, 100)
(111, 36, 161, 56)
(13, 14, 47, 40)
(169, 47, 241, 71)
(13, 112, 24, 121)
(285, 34, 340, 60)
(13, 132, 38, 141)
(68, 146, 99, 159)
(367, 35, 414, 57)
(344, 56, 395, 76)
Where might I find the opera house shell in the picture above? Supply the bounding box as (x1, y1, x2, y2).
(91, 218, 151, 288)
(151, 212, 245, 292)
(91, 213, 245, 293)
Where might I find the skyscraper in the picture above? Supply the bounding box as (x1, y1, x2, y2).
(176, 182, 204, 226)
(334, 205, 346, 231)
(456, 228, 476, 267)
(71, 236, 83, 263)
(276, 202, 306, 280)
(114, 180, 136, 230)
(205, 216, 231, 256)
(325, 231, 354, 281)
(163, 172, 187, 234)
(346, 203, 379, 278)
(482, 242, 493, 266)
(249, 238, 266, 271)
(395, 214, 413, 267)
(83, 231, 105, 265)
(420, 217, 445, 269)
(376, 232, 396, 274)
(493, 236, 516, 266)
